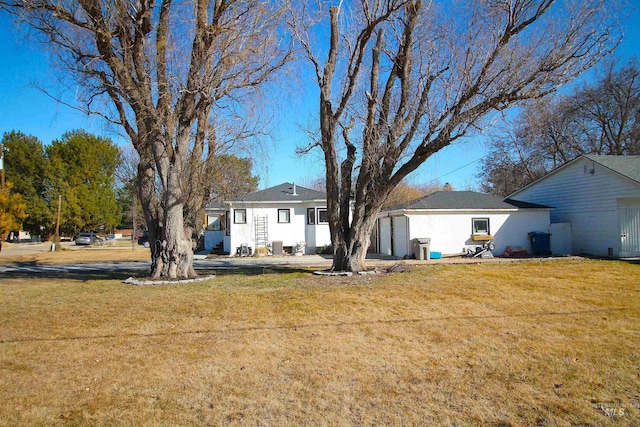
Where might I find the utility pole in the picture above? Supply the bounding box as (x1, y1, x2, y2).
(53, 194, 62, 250)
(0, 143, 5, 190)
(132, 196, 136, 251)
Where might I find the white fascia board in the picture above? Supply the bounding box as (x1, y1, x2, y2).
(379, 208, 521, 217)
(226, 199, 327, 206)
(377, 209, 405, 217)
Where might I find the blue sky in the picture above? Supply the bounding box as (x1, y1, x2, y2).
(1, 8, 639, 191)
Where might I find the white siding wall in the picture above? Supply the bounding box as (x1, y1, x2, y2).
(512, 158, 640, 257)
(229, 203, 330, 255)
(311, 223, 331, 253)
(308, 208, 331, 253)
(405, 210, 549, 256)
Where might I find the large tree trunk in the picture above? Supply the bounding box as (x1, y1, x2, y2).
(331, 189, 383, 272)
(153, 199, 195, 279)
(137, 154, 163, 277)
(136, 130, 198, 280)
(332, 221, 373, 272)
(147, 136, 197, 279)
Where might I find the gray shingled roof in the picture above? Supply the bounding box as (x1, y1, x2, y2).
(205, 200, 226, 211)
(387, 191, 550, 211)
(230, 182, 327, 202)
(584, 155, 640, 183)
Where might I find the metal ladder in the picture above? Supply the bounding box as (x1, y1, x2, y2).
(254, 216, 268, 250)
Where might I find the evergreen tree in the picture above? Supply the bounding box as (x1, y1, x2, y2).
(45, 130, 122, 235)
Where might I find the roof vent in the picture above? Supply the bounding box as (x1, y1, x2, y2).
(292, 182, 298, 196)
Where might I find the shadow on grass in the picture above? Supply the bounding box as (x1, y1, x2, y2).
(0, 267, 142, 282)
(0, 262, 316, 282)
(579, 254, 640, 265)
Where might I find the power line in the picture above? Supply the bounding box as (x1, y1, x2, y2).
(426, 156, 486, 185)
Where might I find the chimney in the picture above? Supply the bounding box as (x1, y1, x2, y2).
(292, 182, 298, 196)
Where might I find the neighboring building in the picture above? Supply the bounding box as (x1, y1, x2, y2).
(508, 155, 640, 258)
(203, 183, 331, 255)
(375, 191, 551, 257)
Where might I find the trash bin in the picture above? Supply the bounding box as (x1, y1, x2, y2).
(272, 240, 283, 256)
(413, 238, 431, 260)
(528, 232, 551, 255)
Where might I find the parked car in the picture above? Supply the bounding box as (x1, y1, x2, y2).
(75, 233, 103, 246)
(137, 233, 150, 248)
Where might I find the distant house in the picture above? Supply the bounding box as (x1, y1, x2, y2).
(203, 183, 331, 255)
(508, 155, 640, 258)
(375, 191, 551, 257)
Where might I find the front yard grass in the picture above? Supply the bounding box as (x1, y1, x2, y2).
(1, 259, 638, 426)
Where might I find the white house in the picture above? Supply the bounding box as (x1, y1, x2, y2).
(508, 155, 640, 258)
(375, 191, 551, 257)
(204, 183, 331, 255)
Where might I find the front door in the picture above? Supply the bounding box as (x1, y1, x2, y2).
(619, 206, 640, 256)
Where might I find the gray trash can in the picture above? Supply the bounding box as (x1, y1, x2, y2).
(272, 240, 283, 256)
(413, 238, 431, 260)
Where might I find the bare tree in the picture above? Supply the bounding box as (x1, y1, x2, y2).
(1, 0, 292, 278)
(289, 0, 620, 271)
(570, 60, 640, 155)
(480, 60, 640, 196)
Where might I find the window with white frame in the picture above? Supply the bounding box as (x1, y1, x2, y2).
(234, 209, 246, 224)
(278, 208, 290, 223)
(472, 218, 490, 235)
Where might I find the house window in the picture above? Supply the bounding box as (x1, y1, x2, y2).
(318, 209, 329, 224)
(234, 209, 246, 224)
(472, 218, 490, 235)
(307, 208, 316, 225)
(278, 208, 290, 223)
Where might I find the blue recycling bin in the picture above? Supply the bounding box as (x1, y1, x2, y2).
(528, 232, 551, 255)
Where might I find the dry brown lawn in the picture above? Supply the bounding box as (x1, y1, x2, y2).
(0, 244, 151, 264)
(1, 259, 639, 426)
